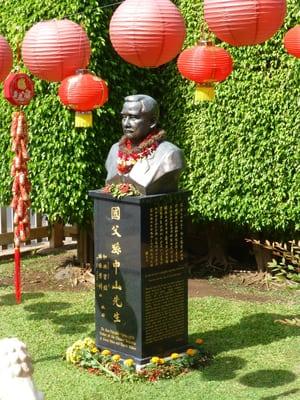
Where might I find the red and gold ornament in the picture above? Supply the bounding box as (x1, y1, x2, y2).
(4, 73, 34, 106)
(4, 73, 34, 304)
(177, 40, 233, 101)
(9, 111, 32, 304)
(58, 69, 108, 127)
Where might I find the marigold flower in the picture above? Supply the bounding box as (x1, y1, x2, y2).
(124, 358, 135, 367)
(83, 337, 95, 347)
(91, 346, 99, 354)
(170, 352, 179, 360)
(101, 349, 111, 356)
(112, 354, 121, 362)
(186, 348, 198, 357)
(158, 358, 165, 364)
(151, 356, 160, 364)
(195, 338, 204, 345)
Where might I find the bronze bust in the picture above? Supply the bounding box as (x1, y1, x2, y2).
(105, 94, 184, 195)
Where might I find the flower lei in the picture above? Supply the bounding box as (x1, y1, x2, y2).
(102, 182, 140, 199)
(117, 130, 165, 175)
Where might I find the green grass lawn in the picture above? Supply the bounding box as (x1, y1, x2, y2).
(1, 257, 300, 400)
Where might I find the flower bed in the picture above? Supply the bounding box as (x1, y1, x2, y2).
(65, 337, 211, 382)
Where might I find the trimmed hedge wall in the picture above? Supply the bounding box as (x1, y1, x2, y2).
(0, 0, 299, 237)
(0, 0, 161, 224)
(160, 0, 300, 236)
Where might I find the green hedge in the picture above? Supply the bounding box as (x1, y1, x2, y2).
(0, 0, 299, 236)
(0, 0, 161, 224)
(160, 0, 300, 236)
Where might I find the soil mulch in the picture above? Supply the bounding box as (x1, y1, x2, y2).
(0, 247, 297, 303)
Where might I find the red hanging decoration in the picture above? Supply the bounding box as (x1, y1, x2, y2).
(177, 41, 233, 101)
(0, 35, 13, 82)
(21, 19, 91, 82)
(4, 73, 35, 106)
(284, 26, 300, 59)
(204, 0, 286, 46)
(109, 0, 186, 67)
(9, 111, 32, 304)
(58, 69, 109, 127)
(4, 72, 34, 304)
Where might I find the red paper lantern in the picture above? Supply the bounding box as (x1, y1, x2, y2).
(0, 35, 13, 82)
(21, 19, 91, 82)
(284, 26, 300, 58)
(177, 41, 233, 101)
(204, 0, 286, 46)
(109, 0, 186, 67)
(58, 69, 109, 127)
(4, 73, 34, 106)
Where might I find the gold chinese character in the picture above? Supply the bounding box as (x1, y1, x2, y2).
(112, 225, 122, 238)
(111, 242, 122, 255)
(101, 305, 106, 310)
(103, 273, 108, 281)
(101, 313, 106, 318)
(113, 295, 123, 308)
(97, 253, 107, 260)
(111, 207, 121, 220)
(97, 272, 103, 280)
(103, 284, 109, 291)
(113, 312, 121, 323)
(113, 260, 121, 275)
(102, 263, 109, 270)
(112, 280, 122, 291)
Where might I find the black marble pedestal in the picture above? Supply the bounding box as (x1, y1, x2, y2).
(89, 190, 189, 364)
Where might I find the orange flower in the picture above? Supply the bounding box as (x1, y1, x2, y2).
(195, 338, 204, 345)
(186, 348, 198, 357)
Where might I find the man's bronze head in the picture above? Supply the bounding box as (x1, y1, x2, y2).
(121, 95, 160, 144)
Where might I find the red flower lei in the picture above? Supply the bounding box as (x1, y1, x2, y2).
(117, 130, 165, 175)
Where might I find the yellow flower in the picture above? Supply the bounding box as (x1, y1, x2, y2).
(158, 358, 165, 365)
(124, 358, 135, 367)
(91, 346, 99, 354)
(170, 352, 179, 360)
(186, 348, 198, 357)
(112, 354, 121, 362)
(83, 337, 95, 347)
(151, 356, 160, 364)
(195, 338, 204, 345)
(101, 349, 111, 356)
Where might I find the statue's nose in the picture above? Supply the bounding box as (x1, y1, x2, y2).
(123, 116, 130, 126)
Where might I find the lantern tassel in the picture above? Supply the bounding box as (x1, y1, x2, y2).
(75, 111, 93, 128)
(195, 85, 215, 102)
(14, 247, 21, 304)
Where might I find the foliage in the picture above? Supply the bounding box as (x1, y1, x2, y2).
(65, 337, 209, 383)
(0, 0, 299, 236)
(0, 0, 161, 224)
(160, 0, 300, 236)
(267, 258, 300, 288)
